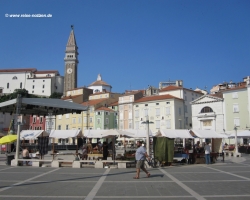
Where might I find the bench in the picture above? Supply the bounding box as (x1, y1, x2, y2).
(72, 160, 96, 168)
(51, 160, 75, 168)
(13, 159, 52, 167)
(95, 160, 135, 168)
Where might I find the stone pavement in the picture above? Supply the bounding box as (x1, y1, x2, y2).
(0, 154, 250, 200)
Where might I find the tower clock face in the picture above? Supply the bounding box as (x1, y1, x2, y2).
(67, 68, 73, 74)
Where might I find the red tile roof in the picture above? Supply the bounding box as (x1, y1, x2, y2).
(34, 70, 58, 74)
(134, 94, 183, 103)
(89, 80, 111, 87)
(221, 84, 247, 92)
(81, 98, 108, 106)
(95, 107, 115, 112)
(109, 101, 118, 106)
(160, 85, 203, 94)
(0, 68, 37, 73)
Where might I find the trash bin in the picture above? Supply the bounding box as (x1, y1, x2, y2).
(7, 155, 14, 165)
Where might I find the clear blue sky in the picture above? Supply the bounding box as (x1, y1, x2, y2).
(1, 0, 250, 93)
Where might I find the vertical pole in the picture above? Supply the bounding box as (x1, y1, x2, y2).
(146, 116, 150, 157)
(234, 127, 238, 155)
(15, 94, 21, 164)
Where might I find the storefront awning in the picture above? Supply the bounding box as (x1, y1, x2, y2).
(122, 129, 153, 138)
(229, 130, 250, 138)
(49, 130, 83, 139)
(20, 130, 49, 139)
(160, 129, 194, 138)
(191, 129, 228, 138)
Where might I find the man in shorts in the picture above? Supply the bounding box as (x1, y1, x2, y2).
(133, 141, 151, 179)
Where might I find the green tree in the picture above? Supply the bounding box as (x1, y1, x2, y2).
(49, 92, 63, 99)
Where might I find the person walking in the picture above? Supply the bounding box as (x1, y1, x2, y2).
(133, 141, 151, 179)
(204, 142, 211, 164)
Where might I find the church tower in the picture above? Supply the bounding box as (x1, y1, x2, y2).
(64, 25, 78, 95)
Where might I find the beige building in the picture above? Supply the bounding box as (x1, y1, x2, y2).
(118, 90, 144, 129)
(133, 94, 185, 133)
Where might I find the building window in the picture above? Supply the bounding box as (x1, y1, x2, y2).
(12, 76, 17, 80)
(32, 91, 34, 93)
(179, 108, 182, 115)
(233, 104, 239, 113)
(105, 112, 109, 115)
(89, 117, 92, 123)
(7, 83, 9, 89)
(84, 117, 87, 123)
(33, 80, 35, 82)
(166, 102, 170, 104)
(234, 118, 240, 127)
(145, 104, 148, 106)
(30, 126, 32, 130)
(58, 125, 61, 130)
(166, 120, 171, 129)
(144, 109, 148, 117)
(32, 85, 35, 89)
(136, 105, 139, 107)
(185, 105, 187, 113)
(135, 110, 139, 118)
(135, 121, 139, 129)
(78, 117, 82, 123)
(43, 85, 45, 88)
(166, 107, 170, 115)
(156, 108, 160, 116)
(42, 90, 44, 93)
(97, 118, 101, 124)
(58, 115, 62, 120)
(129, 122, 132, 129)
(232, 92, 238, 99)
(156, 103, 159, 105)
(72, 118, 76, 124)
(40, 117, 43, 123)
(185, 96, 187, 101)
(33, 117, 36, 123)
(65, 114, 69, 119)
(155, 120, 160, 129)
(96, 112, 101, 115)
(20, 82, 22, 88)
(106, 118, 109, 125)
(201, 107, 213, 113)
(66, 125, 69, 130)
(185, 117, 188, 125)
(43, 80, 45, 82)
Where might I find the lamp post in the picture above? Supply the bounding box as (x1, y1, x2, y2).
(234, 126, 239, 156)
(141, 116, 154, 157)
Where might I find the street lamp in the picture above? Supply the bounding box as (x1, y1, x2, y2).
(234, 126, 239, 156)
(141, 116, 154, 157)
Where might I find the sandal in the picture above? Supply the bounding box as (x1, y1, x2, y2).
(147, 173, 151, 178)
(133, 177, 139, 179)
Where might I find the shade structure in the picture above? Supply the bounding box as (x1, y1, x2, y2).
(122, 129, 153, 138)
(0, 97, 88, 116)
(229, 130, 250, 138)
(49, 130, 83, 139)
(84, 129, 134, 138)
(0, 135, 17, 144)
(160, 129, 194, 138)
(191, 129, 228, 138)
(20, 130, 49, 139)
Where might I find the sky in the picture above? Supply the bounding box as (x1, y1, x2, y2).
(1, 0, 250, 94)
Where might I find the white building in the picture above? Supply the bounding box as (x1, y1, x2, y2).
(191, 94, 225, 132)
(88, 74, 112, 94)
(133, 94, 185, 133)
(0, 68, 64, 97)
(159, 85, 203, 129)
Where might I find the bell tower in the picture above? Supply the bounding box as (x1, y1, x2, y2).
(64, 25, 78, 95)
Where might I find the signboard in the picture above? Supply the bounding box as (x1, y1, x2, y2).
(1, 145, 6, 152)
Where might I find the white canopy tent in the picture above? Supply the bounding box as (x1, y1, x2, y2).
(20, 130, 49, 139)
(123, 129, 153, 138)
(160, 129, 194, 138)
(229, 130, 250, 138)
(49, 130, 83, 139)
(84, 129, 134, 138)
(191, 130, 228, 138)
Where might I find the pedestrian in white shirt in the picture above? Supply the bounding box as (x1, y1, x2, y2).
(204, 142, 211, 164)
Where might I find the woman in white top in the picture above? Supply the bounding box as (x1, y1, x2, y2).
(204, 142, 211, 164)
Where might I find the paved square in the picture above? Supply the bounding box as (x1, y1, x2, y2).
(0, 154, 250, 199)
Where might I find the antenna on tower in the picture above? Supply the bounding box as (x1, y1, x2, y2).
(71, 25, 74, 30)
